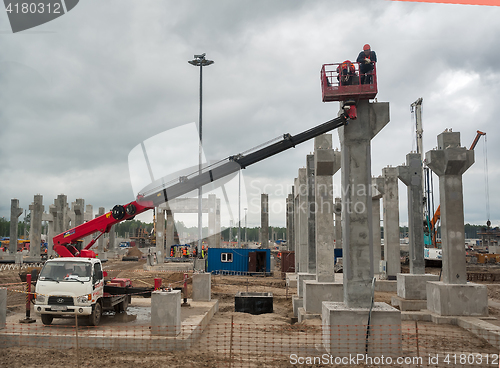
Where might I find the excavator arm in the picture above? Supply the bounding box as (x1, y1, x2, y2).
(53, 110, 352, 257)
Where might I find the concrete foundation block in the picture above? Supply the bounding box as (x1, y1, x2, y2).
(427, 281, 488, 316)
(298, 307, 320, 323)
(286, 273, 297, 288)
(297, 272, 315, 297)
(0, 288, 6, 329)
(194, 258, 206, 272)
(192, 273, 211, 302)
(391, 296, 427, 311)
(397, 273, 440, 300)
(292, 295, 303, 318)
(151, 290, 181, 336)
(303, 280, 343, 314)
(14, 253, 23, 265)
(322, 302, 402, 357)
(374, 280, 397, 293)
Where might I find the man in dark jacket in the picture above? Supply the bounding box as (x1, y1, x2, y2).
(356, 44, 377, 84)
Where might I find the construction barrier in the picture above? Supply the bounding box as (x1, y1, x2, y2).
(0, 321, 498, 367)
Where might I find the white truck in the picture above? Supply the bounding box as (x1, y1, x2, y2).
(34, 257, 131, 326)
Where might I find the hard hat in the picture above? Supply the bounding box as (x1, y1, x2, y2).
(363, 44, 371, 51)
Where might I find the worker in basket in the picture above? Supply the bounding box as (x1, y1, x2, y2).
(336, 60, 356, 86)
(356, 44, 377, 84)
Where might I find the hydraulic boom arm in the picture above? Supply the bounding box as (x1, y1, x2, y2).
(53, 111, 352, 257)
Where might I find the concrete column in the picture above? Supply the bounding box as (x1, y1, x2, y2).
(73, 199, 85, 227)
(151, 290, 181, 336)
(83, 204, 93, 248)
(296, 169, 308, 272)
(426, 132, 473, 284)
(0, 288, 6, 330)
(382, 167, 401, 279)
(192, 273, 211, 301)
(29, 195, 44, 258)
(9, 199, 23, 254)
(314, 134, 339, 283)
(340, 100, 390, 308)
(398, 153, 425, 274)
(215, 198, 221, 247)
(109, 225, 116, 251)
(96, 207, 105, 254)
(372, 177, 384, 274)
(260, 194, 269, 249)
(425, 131, 487, 316)
(293, 177, 300, 272)
(207, 194, 217, 248)
(334, 198, 342, 249)
(286, 191, 294, 252)
(166, 209, 175, 250)
(306, 154, 316, 274)
(54, 195, 67, 236)
(156, 208, 165, 263)
(42, 205, 55, 256)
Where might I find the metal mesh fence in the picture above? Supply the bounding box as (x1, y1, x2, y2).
(1, 320, 499, 367)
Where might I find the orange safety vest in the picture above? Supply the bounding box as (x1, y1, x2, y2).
(170, 249, 174, 257)
(183, 248, 187, 256)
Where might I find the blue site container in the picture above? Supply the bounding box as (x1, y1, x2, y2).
(207, 248, 271, 275)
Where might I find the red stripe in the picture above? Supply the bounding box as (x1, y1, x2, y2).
(389, 0, 500, 5)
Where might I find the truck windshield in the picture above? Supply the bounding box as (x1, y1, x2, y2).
(39, 261, 92, 282)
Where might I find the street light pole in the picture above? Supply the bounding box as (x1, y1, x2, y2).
(244, 208, 247, 244)
(188, 53, 214, 258)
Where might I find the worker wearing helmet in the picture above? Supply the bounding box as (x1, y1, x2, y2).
(336, 60, 356, 86)
(356, 44, 377, 84)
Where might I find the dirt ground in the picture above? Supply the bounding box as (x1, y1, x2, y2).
(2, 260, 500, 367)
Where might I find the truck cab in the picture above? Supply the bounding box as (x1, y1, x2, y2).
(34, 257, 123, 326)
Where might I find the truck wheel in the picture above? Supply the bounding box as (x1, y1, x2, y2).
(89, 302, 102, 326)
(41, 314, 53, 325)
(114, 296, 129, 313)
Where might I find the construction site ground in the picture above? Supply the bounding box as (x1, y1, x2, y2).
(1, 260, 500, 367)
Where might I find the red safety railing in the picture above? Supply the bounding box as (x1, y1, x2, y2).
(321, 62, 378, 102)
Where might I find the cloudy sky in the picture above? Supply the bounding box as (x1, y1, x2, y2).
(1, 0, 499, 232)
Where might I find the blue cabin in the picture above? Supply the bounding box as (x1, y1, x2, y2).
(207, 248, 271, 275)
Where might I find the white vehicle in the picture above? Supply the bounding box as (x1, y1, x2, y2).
(34, 257, 129, 326)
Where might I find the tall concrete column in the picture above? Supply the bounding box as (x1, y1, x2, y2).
(73, 199, 85, 227)
(334, 198, 342, 249)
(29, 195, 44, 258)
(398, 153, 425, 274)
(306, 154, 316, 274)
(109, 225, 116, 251)
(83, 204, 93, 248)
(296, 169, 308, 272)
(425, 131, 487, 316)
(286, 191, 294, 252)
(96, 207, 105, 254)
(372, 177, 384, 274)
(9, 199, 23, 253)
(382, 167, 401, 279)
(206, 194, 217, 248)
(42, 205, 55, 256)
(426, 132, 472, 284)
(340, 100, 390, 308)
(166, 209, 175, 250)
(54, 195, 67, 236)
(260, 194, 269, 249)
(156, 208, 165, 263)
(215, 198, 221, 247)
(293, 177, 300, 271)
(314, 134, 338, 283)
